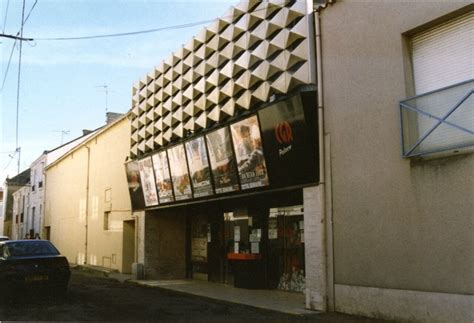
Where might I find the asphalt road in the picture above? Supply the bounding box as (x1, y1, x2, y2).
(0, 268, 376, 321)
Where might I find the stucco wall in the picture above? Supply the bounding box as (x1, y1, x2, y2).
(45, 118, 133, 271)
(321, 1, 473, 295)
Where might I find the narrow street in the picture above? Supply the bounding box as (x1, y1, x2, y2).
(0, 268, 373, 321)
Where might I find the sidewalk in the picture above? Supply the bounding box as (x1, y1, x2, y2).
(128, 278, 315, 315)
(74, 265, 373, 319)
(74, 264, 133, 283)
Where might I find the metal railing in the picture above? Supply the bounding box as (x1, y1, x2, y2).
(399, 79, 474, 157)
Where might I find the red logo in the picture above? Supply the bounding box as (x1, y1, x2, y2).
(275, 121, 293, 145)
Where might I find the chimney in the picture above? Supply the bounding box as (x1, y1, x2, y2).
(82, 129, 93, 136)
(106, 112, 123, 124)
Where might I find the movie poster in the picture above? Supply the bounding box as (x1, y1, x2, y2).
(137, 157, 159, 206)
(168, 144, 193, 201)
(152, 150, 174, 203)
(230, 115, 269, 189)
(206, 127, 240, 194)
(185, 137, 214, 198)
(125, 161, 145, 210)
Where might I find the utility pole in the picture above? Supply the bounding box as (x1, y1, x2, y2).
(14, 0, 26, 175)
(16, 147, 21, 175)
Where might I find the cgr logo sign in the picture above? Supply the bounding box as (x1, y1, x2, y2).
(275, 121, 293, 145)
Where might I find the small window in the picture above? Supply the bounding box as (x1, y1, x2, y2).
(38, 181, 43, 189)
(105, 188, 112, 203)
(104, 211, 110, 230)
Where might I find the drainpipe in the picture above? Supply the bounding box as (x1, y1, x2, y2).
(84, 145, 91, 264)
(314, 3, 335, 312)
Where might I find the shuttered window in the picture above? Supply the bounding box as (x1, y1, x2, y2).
(400, 12, 474, 157)
(412, 11, 473, 94)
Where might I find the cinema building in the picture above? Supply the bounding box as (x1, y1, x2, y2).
(126, 0, 328, 310)
(126, 0, 473, 320)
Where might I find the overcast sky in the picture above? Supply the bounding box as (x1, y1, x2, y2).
(1, 0, 236, 184)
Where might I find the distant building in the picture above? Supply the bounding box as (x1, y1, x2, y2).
(44, 114, 134, 272)
(2, 169, 31, 238)
(0, 188, 4, 234)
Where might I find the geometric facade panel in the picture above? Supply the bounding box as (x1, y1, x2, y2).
(130, 0, 312, 158)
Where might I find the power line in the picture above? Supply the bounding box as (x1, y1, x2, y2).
(24, 0, 38, 25)
(1, 38, 18, 91)
(30, 1, 289, 41)
(34, 18, 219, 41)
(2, 0, 10, 33)
(0, 33, 33, 41)
(1, 0, 39, 92)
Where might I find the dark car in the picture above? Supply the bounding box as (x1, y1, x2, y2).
(0, 240, 70, 296)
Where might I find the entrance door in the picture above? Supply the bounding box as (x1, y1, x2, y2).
(207, 212, 224, 282)
(122, 220, 135, 274)
(267, 206, 305, 292)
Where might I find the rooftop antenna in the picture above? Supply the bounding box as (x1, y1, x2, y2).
(96, 84, 115, 114)
(53, 130, 70, 145)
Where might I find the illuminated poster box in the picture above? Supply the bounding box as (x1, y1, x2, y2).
(230, 115, 270, 190)
(185, 137, 214, 198)
(206, 127, 240, 194)
(137, 157, 159, 207)
(125, 160, 145, 210)
(168, 144, 193, 201)
(152, 150, 174, 203)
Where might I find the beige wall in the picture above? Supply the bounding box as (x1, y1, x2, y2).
(45, 118, 134, 272)
(320, 1, 473, 296)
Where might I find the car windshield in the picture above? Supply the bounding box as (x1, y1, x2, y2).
(3, 241, 60, 258)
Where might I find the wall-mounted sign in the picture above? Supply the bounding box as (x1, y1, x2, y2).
(230, 115, 269, 190)
(137, 157, 159, 206)
(168, 144, 192, 201)
(185, 137, 213, 198)
(152, 150, 174, 203)
(258, 94, 318, 188)
(206, 127, 240, 194)
(125, 161, 145, 210)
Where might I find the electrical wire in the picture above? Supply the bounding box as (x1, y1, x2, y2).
(2, 0, 10, 33)
(34, 18, 220, 41)
(32, 1, 289, 41)
(1, 0, 39, 92)
(24, 0, 38, 25)
(1, 38, 18, 91)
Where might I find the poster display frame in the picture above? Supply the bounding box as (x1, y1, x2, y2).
(127, 90, 319, 211)
(184, 135, 215, 198)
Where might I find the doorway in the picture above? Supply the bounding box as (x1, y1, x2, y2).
(122, 220, 135, 274)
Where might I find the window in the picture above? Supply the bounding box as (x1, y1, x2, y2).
(103, 211, 110, 230)
(104, 188, 111, 203)
(400, 11, 474, 157)
(103, 211, 122, 231)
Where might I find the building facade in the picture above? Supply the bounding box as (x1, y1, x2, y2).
(45, 115, 135, 273)
(124, 0, 473, 321)
(12, 185, 31, 239)
(126, 0, 329, 311)
(318, 1, 473, 322)
(2, 169, 31, 238)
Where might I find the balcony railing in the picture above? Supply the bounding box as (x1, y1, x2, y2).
(399, 79, 474, 157)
